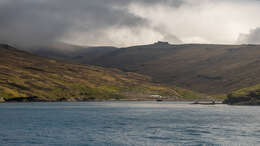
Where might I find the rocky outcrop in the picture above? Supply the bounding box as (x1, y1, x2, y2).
(2, 96, 98, 102)
(0, 97, 5, 102)
(223, 96, 260, 105)
(224, 90, 260, 105)
(4, 96, 47, 102)
(57, 97, 96, 102)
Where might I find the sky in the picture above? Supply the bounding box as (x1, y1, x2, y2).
(1, 0, 260, 48)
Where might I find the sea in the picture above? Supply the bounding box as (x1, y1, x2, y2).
(0, 102, 260, 146)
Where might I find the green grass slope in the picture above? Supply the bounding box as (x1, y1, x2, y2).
(0, 44, 204, 102)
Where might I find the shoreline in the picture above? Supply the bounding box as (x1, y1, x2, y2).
(0, 98, 224, 104)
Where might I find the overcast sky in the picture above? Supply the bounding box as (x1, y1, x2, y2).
(1, 0, 260, 47)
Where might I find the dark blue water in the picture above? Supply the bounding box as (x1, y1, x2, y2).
(0, 102, 260, 146)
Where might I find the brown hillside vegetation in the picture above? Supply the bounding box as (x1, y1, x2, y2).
(89, 43, 260, 94)
(0, 44, 203, 102)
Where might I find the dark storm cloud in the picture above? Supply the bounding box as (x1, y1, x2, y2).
(0, 0, 183, 48)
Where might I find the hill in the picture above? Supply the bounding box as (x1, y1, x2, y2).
(0, 44, 204, 102)
(86, 43, 260, 94)
(224, 84, 260, 105)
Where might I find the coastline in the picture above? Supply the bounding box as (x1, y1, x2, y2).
(0, 96, 224, 104)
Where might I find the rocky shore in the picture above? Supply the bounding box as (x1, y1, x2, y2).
(0, 97, 5, 102)
(224, 90, 260, 105)
(0, 96, 100, 103)
(0, 96, 216, 103)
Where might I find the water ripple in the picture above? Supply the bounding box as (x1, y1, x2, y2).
(0, 102, 260, 145)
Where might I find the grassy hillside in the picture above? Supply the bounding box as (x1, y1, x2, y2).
(0, 44, 204, 102)
(224, 84, 260, 105)
(86, 43, 260, 94)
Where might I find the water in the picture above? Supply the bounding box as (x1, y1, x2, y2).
(0, 102, 260, 146)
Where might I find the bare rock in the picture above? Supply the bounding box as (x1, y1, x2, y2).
(0, 97, 5, 102)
